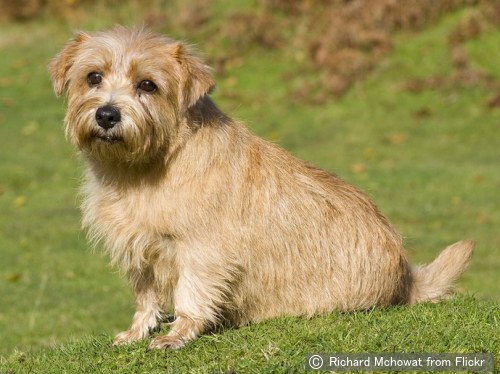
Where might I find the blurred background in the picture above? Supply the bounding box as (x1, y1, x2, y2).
(0, 0, 498, 357)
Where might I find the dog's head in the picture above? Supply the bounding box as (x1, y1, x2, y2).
(48, 27, 215, 164)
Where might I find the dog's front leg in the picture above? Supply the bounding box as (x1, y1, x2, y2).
(148, 312, 205, 350)
(113, 269, 163, 345)
(148, 259, 226, 350)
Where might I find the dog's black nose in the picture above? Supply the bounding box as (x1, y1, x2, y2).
(96, 105, 121, 130)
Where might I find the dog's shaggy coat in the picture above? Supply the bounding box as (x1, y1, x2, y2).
(48, 27, 474, 349)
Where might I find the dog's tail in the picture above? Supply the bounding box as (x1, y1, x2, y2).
(408, 240, 475, 304)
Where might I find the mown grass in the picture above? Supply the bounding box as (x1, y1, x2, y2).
(0, 3, 499, 372)
(2, 296, 498, 373)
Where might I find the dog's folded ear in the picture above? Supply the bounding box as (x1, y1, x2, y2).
(48, 32, 89, 96)
(171, 43, 215, 110)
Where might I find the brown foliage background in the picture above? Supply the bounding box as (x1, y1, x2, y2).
(2, 0, 499, 102)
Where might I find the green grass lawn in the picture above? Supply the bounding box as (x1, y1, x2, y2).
(2, 296, 498, 373)
(0, 5, 499, 373)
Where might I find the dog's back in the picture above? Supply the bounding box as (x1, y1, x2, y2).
(179, 97, 473, 324)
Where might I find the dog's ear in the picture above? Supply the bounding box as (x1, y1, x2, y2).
(171, 43, 215, 110)
(48, 32, 89, 96)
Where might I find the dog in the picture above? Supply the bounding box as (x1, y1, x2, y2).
(48, 27, 474, 350)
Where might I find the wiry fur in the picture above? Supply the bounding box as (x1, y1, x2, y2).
(48, 27, 475, 349)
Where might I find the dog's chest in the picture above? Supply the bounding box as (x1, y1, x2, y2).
(89, 187, 172, 232)
(82, 180, 181, 268)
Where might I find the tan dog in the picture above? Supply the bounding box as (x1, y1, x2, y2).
(48, 27, 474, 350)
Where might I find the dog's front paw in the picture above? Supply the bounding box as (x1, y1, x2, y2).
(113, 329, 146, 345)
(147, 314, 202, 349)
(148, 335, 186, 350)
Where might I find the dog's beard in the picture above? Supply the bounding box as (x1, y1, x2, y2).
(65, 108, 169, 166)
(90, 129, 124, 144)
(83, 131, 133, 164)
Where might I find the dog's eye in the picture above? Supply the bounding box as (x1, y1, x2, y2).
(138, 80, 157, 93)
(87, 72, 103, 87)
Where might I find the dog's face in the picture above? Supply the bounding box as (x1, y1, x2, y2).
(48, 27, 215, 164)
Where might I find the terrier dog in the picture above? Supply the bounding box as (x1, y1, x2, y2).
(48, 27, 474, 350)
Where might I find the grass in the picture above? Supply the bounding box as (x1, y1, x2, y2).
(0, 3, 499, 372)
(2, 296, 498, 373)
